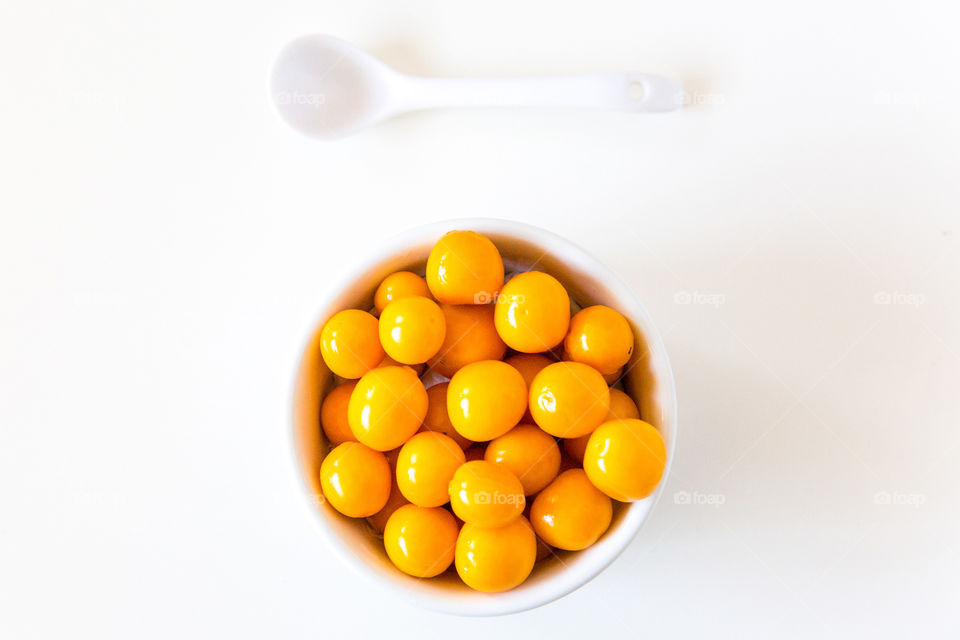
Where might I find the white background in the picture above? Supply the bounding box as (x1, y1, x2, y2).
(1, 0, 958, 637)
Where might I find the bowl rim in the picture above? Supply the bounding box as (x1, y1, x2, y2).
(288, 218, 678, 616)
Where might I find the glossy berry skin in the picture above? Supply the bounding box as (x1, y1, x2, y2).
(529, 362, 610, 438)
(448, 460, 525, 527)
(426, 231, 504, 305)
(374, 271, 430, 314)
(319, 309, 384, 379)
(348, 366, 428, 451)
(530, 469, 612, 551)
(494, 271, 570, 353)
(563, 387, 640, 462)
(563, 305, 634, 375)
(455, 516, 537, 592)
(384, 505, 459, 578)
(396, 432, 466, 507)
(319, 442, 391, 518)
(505, 353, 555, 422)
(378, 354, 425, 376)
(420, 383, 473, 449)
(485, 424, 561, 496)
(584, 419, 667, 501)
(427, 304, 506, 377)
(447, 360, 527, 441)
(366, 468, 408, 534)
(378, 296, 446, 365)
(320, 381, 358, 446)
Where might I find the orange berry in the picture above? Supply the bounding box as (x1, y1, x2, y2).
(494, 272, 570, 353)
(529, 362, 610, 438)
(378, 296, 446, 365)
(367, 470, 408, 534)
(447, 360, 527, 441)
(319, 309, 384, 379)
(320, 381, 358, 446)
(448, 460, 525, 527)
(455, 516, 537, 592)
(348, 366, 428, 451)
(505, 353, 554, 422)
(426, 231, 504, 305)
(378, 354, 425, 376)
(396, 432, 466, 507)
(320, 442, 391, 517)
(374, 271, 430, 314)
(530, 469, 612, 550)
(602, 367, 622, 385)
(563, 388, 639, 462)
(584, 419, 667, 501)
(427, 304, 506, 377)
(420, 383, 473, 449)
(484, 424, 561, 496)
(384, 505, 459, 578)
(563, 305, 634, 375)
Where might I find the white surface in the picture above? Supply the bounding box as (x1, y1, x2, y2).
(0, 0, 958, 637)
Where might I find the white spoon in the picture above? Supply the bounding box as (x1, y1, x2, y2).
(270, 34, 684, 139)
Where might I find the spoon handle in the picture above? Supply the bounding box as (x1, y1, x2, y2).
(395, 73, 683, 113)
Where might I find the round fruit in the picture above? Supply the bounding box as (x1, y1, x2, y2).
(396, 432, 466, 507)
(505, 353, 554, 422)
(378, 354, 425, 376)
(563, 305, 634, 374)
(484, 424, 561, 496)
(529, 362, 610, 438)
(530, 469, 612, 550)
(319, 442, 391, 517)
(426, 231, 504, 305)
(319, 309, 384, 379)
(563, 387, 640, 462)
(602, 367, 622, 385)
(583, 419, 667, 501)
(367, 471, 408, 534)
(384, 505, 459, 578)
(427, 304, 506, 377)
(455, 516, 537, 592)
(494, 271, 570, 353)
(447, 360, 527, 441)
(378, 296, 446, 365)
(420, 383, 473, 449)
(448, 460, 525, 527)
(348, 366, 428, 451)
(374, 271, 430, 314)
(320, 381, 357, 446)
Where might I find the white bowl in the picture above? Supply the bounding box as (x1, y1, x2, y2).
(291, 218, 678, 616)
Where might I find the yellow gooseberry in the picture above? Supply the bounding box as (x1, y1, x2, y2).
(427, 304, 506, 377)
(396, 432, 466, 507)
(378, 296, 446, 365)
(420, 383, 473, 449)
(494, 271, 571, 353)
(378, 354, 425, 376)
(447, 360, 527, 441)
(563, 387, 640, 462)
(484, 424, 561, 496)
(426, 231, 504, 305)
(367, 469, 408, 534)
(455, 516, 537, 592)
(530, 469, 612, 551)
(374, 271, 430, 314)
(529, 362, 610, 438)
(583, 419, 667, 501)
(319, 309, 384, 379)
(563, 305, 634, 375)
(320, 381, 357, 446)
(348, 366, 428, 451)
(505, 353, 555, 422)
(448, 460, 525, 527)
(319, 442, 391, 517)
(384, 505, 459, 578)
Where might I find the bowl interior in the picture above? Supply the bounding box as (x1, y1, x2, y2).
(291, 220, 677, 616)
